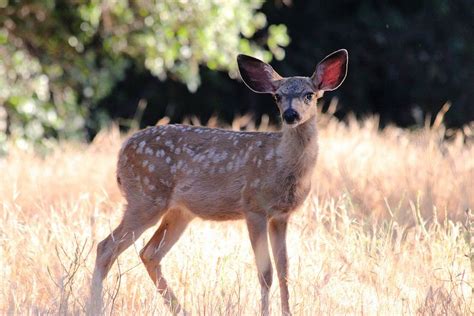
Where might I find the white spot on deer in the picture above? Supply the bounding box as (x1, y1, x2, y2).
(143, 176, 150, 185)
(177, 160, 184, 170)
(257, 159, 262, 167)
(206, 148, 216, 159)
(142, 160, 149, 167)
(148, 164, 155, 172)
(233, 140, 239, 146)
(156, 149, 165, 158)
(160, 179, 172, 187)
(165, 156, 171, 164)
(145, 147, 154, 155)
(175, 147, 181, 154)
(148, 184, 156, 191)
(184, 147, 195, 157)
(209, 154, 220, 163)
(212, 151, 228, 164)
(155, 136, 161, 142)
(165, 140, 174, 150)
(252, 156, 257, 163)
(250, 179, 261, 188)
(226, 161, 233, 172)
(171, 164, 177, 174)
(265, 149, 274, 161)
(137, 140, 146, 154)
(232, 161, 241, 172)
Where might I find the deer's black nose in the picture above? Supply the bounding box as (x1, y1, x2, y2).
(282, 109, 300, 124)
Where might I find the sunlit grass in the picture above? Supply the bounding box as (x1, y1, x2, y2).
(1, 112, 473, 314)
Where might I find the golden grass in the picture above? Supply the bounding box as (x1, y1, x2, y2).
(1, 113, 473, 315)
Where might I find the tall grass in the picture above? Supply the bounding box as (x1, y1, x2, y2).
(1, 111, 473, 315)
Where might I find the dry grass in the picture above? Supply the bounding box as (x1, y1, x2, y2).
(1, 112, 473, 315)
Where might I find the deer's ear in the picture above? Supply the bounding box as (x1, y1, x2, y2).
(311, 49, 348, 91)
(237, 54, 282, 94)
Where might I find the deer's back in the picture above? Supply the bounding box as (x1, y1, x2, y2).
(117, 124, 287, 220)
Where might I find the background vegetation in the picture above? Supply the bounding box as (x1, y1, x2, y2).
(1, 1, 473, 314)
(1, 114, 472, 314)
(1, 0, 473, 149)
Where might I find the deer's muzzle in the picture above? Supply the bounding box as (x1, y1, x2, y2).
(282, 109, 300, 124)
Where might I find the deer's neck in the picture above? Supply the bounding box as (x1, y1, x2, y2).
(277, 115, 319, 179)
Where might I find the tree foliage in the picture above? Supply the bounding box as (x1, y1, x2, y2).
(1, 0, 472, 152)
(0, 0, 289, 149)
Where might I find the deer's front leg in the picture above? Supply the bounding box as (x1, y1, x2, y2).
(269, 216, 290, 315)
(246, 212, 272, 316)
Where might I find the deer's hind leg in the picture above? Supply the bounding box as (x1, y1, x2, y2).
(140, 208, 191, 314)
(90, 199, 166, 314)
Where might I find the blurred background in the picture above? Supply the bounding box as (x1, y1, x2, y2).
(0, 0, 473, 149)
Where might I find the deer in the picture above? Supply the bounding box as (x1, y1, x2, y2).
(90, 49, 348, 315)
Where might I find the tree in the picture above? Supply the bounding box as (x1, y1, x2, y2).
(0, 0, 289, 149)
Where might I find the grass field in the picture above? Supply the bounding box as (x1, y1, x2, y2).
(1, 111, 473, 315)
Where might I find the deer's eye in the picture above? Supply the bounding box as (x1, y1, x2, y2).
(304, 93, 314, 102)
(273, 94, 282, 102)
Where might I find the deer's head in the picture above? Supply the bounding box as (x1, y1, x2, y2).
(237, 49, 348, 127)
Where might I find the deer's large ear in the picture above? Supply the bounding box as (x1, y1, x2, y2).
(311, 49, 348, 91)
(237, 54, 282, 94)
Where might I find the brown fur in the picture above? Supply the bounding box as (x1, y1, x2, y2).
(90, 49, 348, 316)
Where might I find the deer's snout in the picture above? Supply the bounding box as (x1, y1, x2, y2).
(282, 108, 300, 124)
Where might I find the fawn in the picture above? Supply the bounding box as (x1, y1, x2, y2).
(90, 49, 348, 315)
